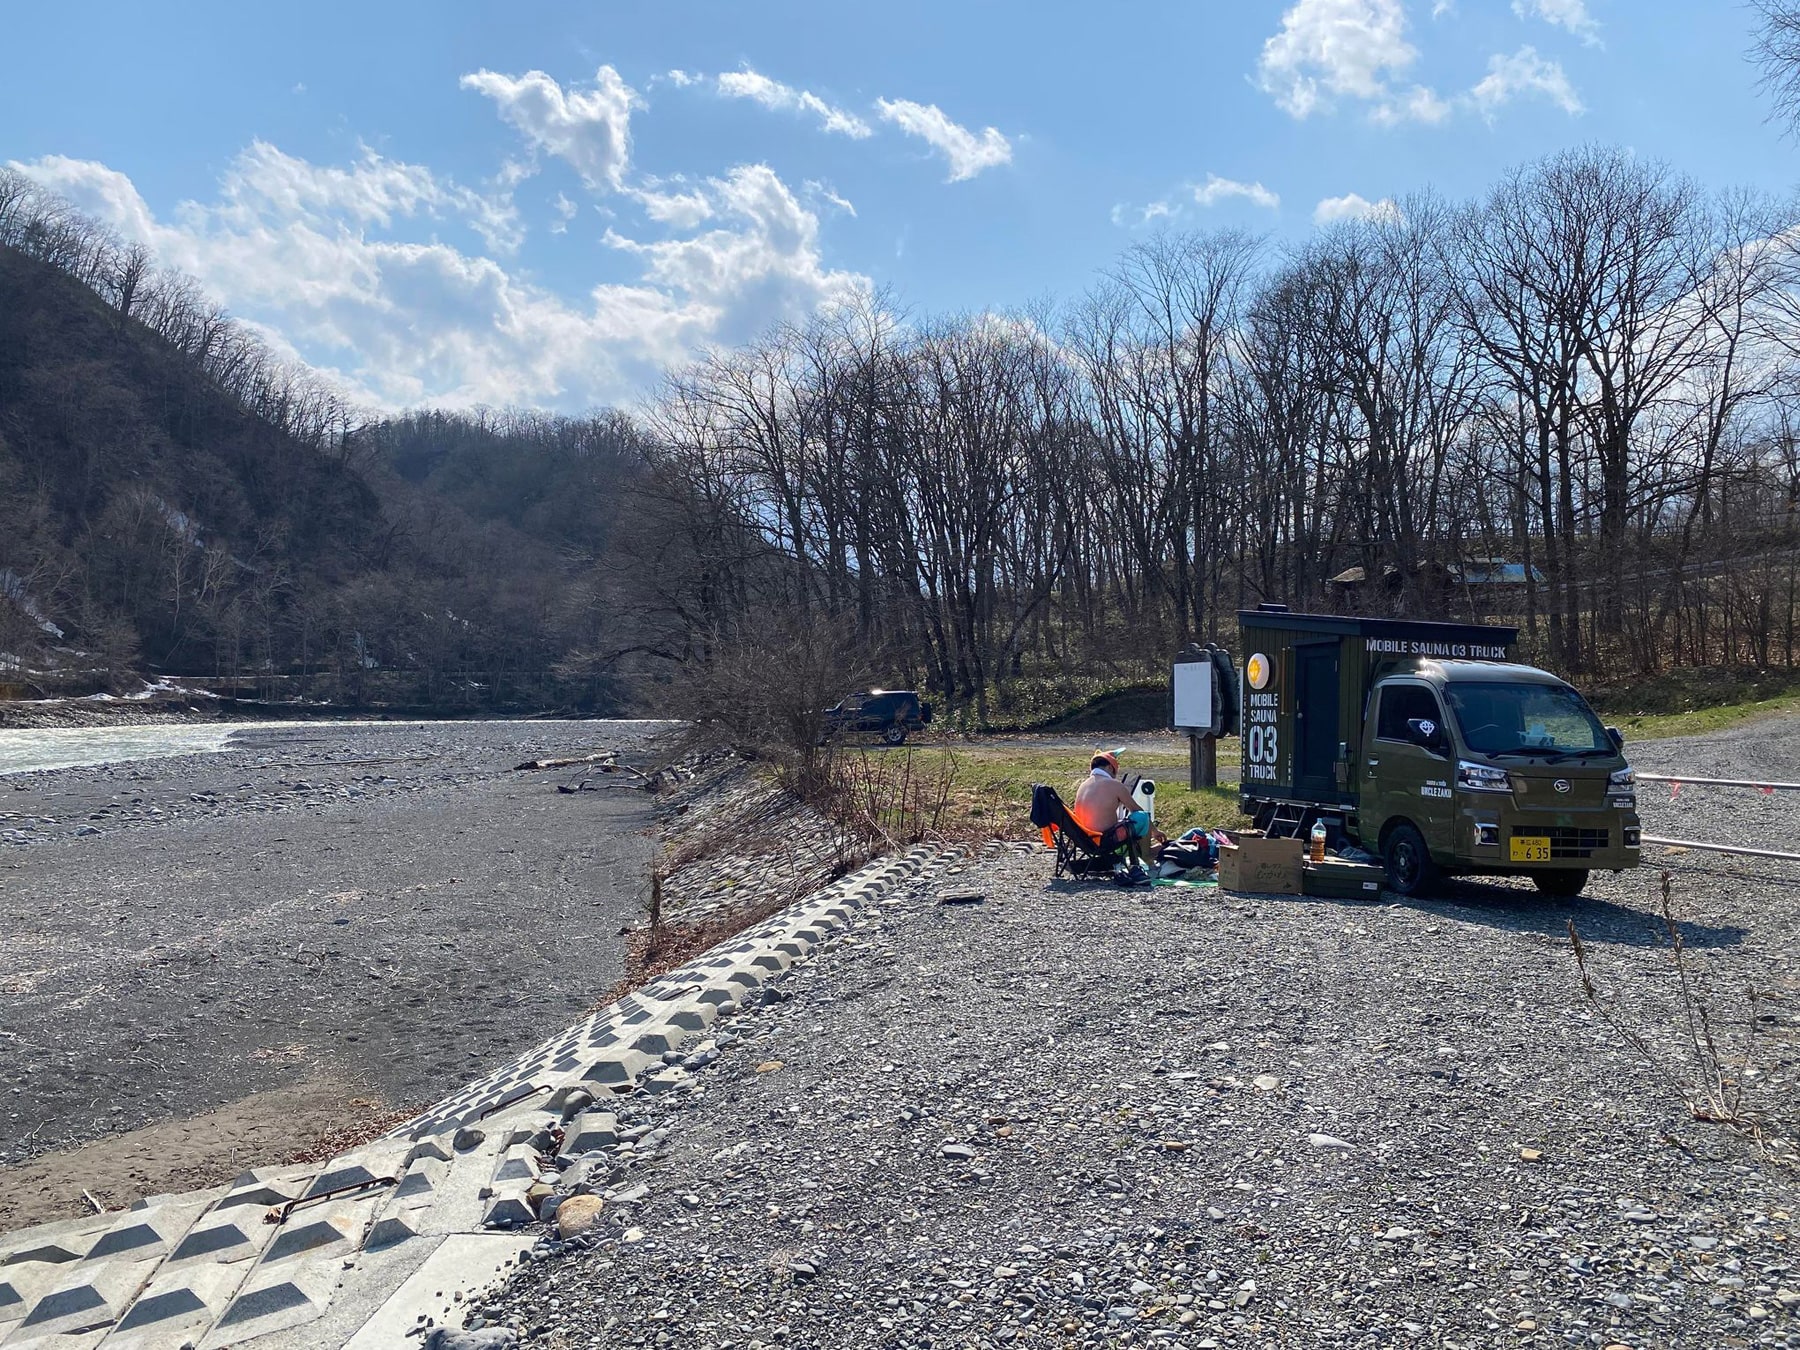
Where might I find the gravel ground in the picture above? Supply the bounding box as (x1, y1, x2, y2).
(464, 717, 1800, 1350)
(0, 718, 676, 1195)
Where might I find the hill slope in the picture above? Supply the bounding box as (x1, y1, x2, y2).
(0, 243, 635, 710)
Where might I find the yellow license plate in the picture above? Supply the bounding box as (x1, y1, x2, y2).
(1510, 837, 1553, 863)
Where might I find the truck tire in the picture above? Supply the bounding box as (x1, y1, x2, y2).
(883, 723, 909, 746)
(1531, 870, 1588, 898)
(1383, 823, 1442, 898)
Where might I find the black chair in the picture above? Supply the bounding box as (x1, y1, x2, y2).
(1030, 784, 1133, 879)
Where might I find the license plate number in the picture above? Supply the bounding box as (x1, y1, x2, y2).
(1510, 837, 1552, 863)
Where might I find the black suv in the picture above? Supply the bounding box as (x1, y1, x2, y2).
(820, 690, 934, 745)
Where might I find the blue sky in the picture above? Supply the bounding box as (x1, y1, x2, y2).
(3, 0, 1792, 411)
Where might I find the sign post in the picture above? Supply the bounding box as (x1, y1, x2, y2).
(1173, 644, 1236, 790)
(1189, 731, 1216, 790)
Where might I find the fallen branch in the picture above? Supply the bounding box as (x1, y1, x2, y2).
(1568, 871, 1773, 1146)
(515, 750, 616, 771)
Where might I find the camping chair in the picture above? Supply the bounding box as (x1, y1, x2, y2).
(1029, 784, 1134, 880)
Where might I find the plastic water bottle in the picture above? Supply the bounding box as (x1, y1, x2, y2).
(1309, 819, 1328, 864)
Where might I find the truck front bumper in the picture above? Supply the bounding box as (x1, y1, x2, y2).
(1454, 805, 1641, 872)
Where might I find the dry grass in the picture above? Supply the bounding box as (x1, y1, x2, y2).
(807, 746, 962, 847)
(279, 1099, 425, 1167)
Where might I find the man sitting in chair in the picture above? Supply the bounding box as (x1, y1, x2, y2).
(1072, 750, 1158, 875)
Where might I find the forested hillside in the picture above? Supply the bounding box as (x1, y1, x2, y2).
(0, 173, 647, 709)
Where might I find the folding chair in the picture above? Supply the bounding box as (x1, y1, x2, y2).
(1029, 784, 1134, 880)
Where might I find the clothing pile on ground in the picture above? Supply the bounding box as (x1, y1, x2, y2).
(1152, 827, 1233, 883)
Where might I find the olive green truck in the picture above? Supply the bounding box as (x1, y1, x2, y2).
(1236, 606, 1641, 897)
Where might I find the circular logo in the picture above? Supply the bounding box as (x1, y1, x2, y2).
(1419, 719, 1436, 737)
(1553, 779, 1572, 794)
(1247, 653, 1271, 690)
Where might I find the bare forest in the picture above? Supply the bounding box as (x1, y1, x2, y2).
(4, 144, 1800, 721)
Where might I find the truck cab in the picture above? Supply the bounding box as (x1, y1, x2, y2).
(1359, 661, 1640, 896)
(1237, 608, 1640, 897)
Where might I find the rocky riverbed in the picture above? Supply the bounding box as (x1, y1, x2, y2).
(460, 717, 1800, 1350)
(0, 718, 677, 1228)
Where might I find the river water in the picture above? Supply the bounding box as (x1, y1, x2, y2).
(0, 721, 273, 775)
(0, 717, 677, 776)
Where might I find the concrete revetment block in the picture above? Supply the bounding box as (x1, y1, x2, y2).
(15, 1259, 149, 1338)
(565, 1111, 619, 1154)
(198, 1261, 337, 1349)
(261, 1207, 363, 1266)
(105, 1262, 244, 1350)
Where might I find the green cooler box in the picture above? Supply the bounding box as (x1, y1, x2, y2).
(1301, 857, 1386, 900)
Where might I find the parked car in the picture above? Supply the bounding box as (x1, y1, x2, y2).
(820, 689, 934, 745)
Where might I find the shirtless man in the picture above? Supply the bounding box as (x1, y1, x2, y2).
(1071, 750, 1159, 872)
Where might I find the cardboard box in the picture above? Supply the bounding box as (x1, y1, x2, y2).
(1217, 835, 1304, 894)
(1301, 857, 1387, 900)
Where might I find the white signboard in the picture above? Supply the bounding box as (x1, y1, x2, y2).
(1172, 660, 1213, 732)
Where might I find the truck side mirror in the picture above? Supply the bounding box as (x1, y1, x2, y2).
(1606, 726, 1624, 751)
(1406, 718, 1448, 755)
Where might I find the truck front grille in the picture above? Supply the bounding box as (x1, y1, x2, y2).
(1513, 826, 1610, 859)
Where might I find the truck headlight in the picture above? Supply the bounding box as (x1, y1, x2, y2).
(1457, 761, 1511, 793)
(1607, 766, 1636, 807)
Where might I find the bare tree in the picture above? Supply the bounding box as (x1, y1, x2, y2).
(1752, 0, 1800, 132)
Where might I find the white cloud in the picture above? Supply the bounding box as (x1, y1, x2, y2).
(873, 98, 1012, 181)
(1314, 192, 1404, 225)
(1469, 46, 1584, 117)
(716, 69, 872, 138)
(12, 145, 866, 411)
(1112, 174, 1279, 228)
(1370, 84, 1452, 126)
(602, 165, 866, 344)
(1256, 0, 1443, 123)
(805, 180, 857, 217)
(662, 68, 701, 88)
(460, 65, 640, 192)
(1192, 174, 1280, 209)
(1111, 199, 1177, 228)
(549, 192, 578, 235)
(1257, 0, 1583, 125)
(208, 139, 522, 250)
(627, 180, 714, 230)
(1512, 0, 1601, 46)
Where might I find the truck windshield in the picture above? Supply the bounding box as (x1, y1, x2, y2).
(1442, 681, 1611, 757)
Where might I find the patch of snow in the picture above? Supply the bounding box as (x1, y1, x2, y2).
(0, 571, 66, 639)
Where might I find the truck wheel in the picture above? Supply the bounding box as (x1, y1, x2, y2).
(1532, 870, 1588, 898)
(1383, 823, 1442, 898)
(883, 723, 908, 746)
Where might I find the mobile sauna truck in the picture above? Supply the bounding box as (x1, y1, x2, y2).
(1236, 606, 1641, 897)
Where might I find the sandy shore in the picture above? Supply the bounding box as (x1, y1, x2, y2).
(0, 718, 676, 1228)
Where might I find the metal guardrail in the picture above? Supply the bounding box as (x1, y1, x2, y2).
(1635, 773, 1800, 860)
(1637, 773, 1800, 793)
(1642, 835, 1800, 863)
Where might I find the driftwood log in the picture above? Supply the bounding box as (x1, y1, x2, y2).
(514, 751, 616, 771)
